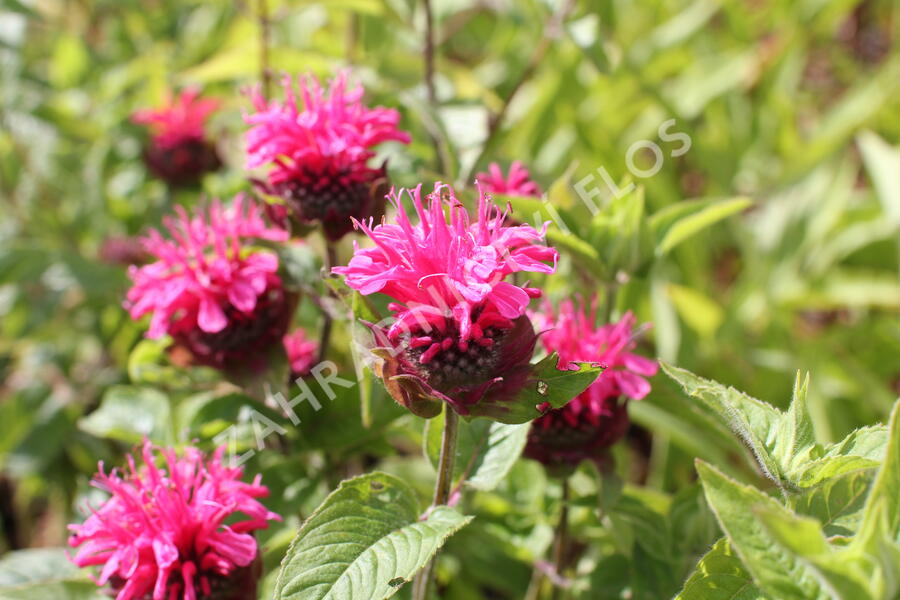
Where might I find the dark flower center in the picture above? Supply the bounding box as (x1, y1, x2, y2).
(176, 286, 292, 371)
(272, 165, 386, 240)
(401, 326, 506, 393)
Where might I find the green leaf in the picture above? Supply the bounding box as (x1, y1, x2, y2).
(274, 242, 321, 292)
(274, 472, 472, 600)
(423, 413, 528, 492)
(859, 400, 900, 540)
(651, 197, 752, 256)
(676, 537, 765, 600)
(857, 131, 900, 225)
(770, 372, 820, 479)
(469, 353, 604, 425)
(753, 506, 876, 599)
(78, 385, 172, 445)
(791, 468, 876, 537)
(661, 363, 783, 485)
(696, 461, 828, 600)
(0, 549, 105, 600)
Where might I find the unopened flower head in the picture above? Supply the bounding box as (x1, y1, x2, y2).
(68, 442, 280, 600)
(476, 161, 542, 197)
(244, 72, 410, 240)
(525, 300, 658, 471)
(126, 196, 293, 371)
(333, 183, 558, 418)
(132, 88, 221, 186)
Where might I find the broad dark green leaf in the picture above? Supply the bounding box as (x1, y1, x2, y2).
(274, 472, 472, 600)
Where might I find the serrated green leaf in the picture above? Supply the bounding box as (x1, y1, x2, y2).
(676, 537, 765, 600)
(791, 468, 876, 537)
(661, 363, 783, 485)
(423, 413, 527, 492)
(753, 506, 874, 600)
(696, 461, 828, 600)
(78, 385, 172, 445)
(274, 472, 472, 600)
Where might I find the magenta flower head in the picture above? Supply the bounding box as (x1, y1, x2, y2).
(525, 300, 658, 473)
(283, 327, 318, 378)
(68, 442, 280, 600)
(476, 161, 541, 198)
(132, 88, 221, 187)
(126, 196, 295, 372)
(332, 183, 559, 420)
(244, 72, 411, 241)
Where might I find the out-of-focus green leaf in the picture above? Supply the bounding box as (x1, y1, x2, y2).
(79, 385, 172, 445)
(651, 197, 751, 257)
(858, 131, 900, 225)
(0, 548, 105, 600)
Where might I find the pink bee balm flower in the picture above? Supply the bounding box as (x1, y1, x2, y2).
(126, 196, 294, 371)
(476, 161, 542, 197)
(525, 300, 658, 470)
(132, 88, 221, 187)
(332, 183, 558, 419)
(68, 442, 280, 600)
(244, 72, 411, 240)
(525, 300, 658, 472)
(283, 328, 318, 378)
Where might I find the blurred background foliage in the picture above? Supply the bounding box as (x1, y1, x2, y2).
(1, 0, 899, 597)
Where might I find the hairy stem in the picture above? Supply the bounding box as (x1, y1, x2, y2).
(411, 407, 460, 600)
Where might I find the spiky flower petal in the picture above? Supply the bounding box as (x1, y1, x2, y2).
(68, 442, 280, 600)
(126, 197, 293, 371)
(525, 300, 658, 471)
(333, 183, 557, 417)
(244, 72, 410, 240)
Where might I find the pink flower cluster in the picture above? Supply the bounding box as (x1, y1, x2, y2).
(525, 299, 658, 469)
(534, 302, 658, 402)
(244, 72, 410, 186)
(126, 196, 287, 340)
(132, 89, 219, 150)
(283, 328, 318, 377)
(334, 183, 558, 357)
(476, 161, 542, 197)
(68, 442, 280, 600)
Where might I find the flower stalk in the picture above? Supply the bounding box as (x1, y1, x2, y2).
(411, 406, 460, 600)
(550, 478, 570, 600)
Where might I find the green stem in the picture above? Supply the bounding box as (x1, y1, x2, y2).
(550, 478, 570, 600)
(317, 244, 337, 364)
(411, 407, 460, 600)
